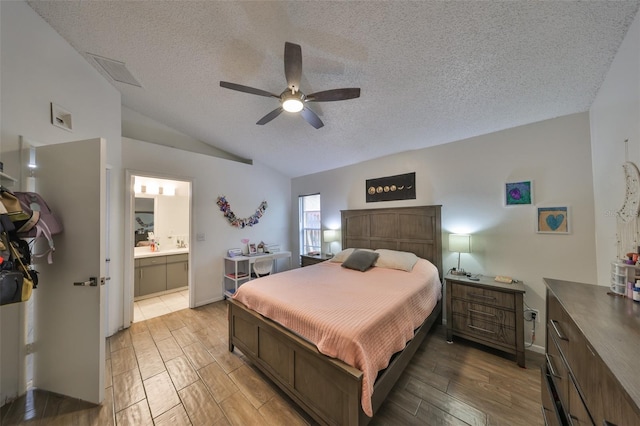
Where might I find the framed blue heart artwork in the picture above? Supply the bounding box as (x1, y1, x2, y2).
(505, 180, 533, 206)
(537, 206, 570, 234)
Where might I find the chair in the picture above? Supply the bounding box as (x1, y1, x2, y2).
(253, 259, 273, 278)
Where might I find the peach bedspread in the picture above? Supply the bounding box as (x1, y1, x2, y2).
(232, 258, 441, 417)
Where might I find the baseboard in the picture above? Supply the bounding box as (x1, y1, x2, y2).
(134, 286, 188, 302)
(526, 342, 545, 354)
(194, 296, 224, 307)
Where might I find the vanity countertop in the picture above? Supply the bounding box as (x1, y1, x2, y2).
(134, 247, 189, 259)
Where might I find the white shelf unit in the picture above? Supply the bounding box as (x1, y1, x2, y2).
(610, 261, 640, 295)
(223, 256, 251, 298)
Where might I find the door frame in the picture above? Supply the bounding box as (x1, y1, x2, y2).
(123, 169, 193, 327)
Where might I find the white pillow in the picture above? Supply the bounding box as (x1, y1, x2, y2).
(374, 249, 419, 272)
(329, 248, 374, 263)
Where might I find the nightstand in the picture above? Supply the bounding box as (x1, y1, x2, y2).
(445, 274, 526, 367)
(300, 254, 330, 267)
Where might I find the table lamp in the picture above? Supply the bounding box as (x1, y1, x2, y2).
(449, 234, 471, 276)
(323, 230, 339, 257)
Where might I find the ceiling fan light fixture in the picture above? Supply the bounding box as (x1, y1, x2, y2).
(282, 89, 305, 113)
(282, 98, 304, 113)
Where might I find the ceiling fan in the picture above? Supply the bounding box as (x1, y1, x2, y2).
(220, 42, 360, 129)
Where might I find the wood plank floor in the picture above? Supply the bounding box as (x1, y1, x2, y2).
(1, 300, 545, 425)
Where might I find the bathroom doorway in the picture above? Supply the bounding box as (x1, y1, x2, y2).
(124, 171, 192, 326)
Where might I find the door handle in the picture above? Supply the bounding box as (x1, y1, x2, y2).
(74, 277, 98, 287)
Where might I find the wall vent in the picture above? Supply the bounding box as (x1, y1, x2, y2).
(87, 53, 142, 88)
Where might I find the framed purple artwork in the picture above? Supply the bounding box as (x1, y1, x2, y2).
(505, 181, 533, 206)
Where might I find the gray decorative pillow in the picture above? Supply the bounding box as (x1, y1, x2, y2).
(341, 249, 379, 272)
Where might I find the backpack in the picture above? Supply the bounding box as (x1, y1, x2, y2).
(0, 189, 29, 221)
(12, 192, 63, 264)
(0, 213, 37, 298)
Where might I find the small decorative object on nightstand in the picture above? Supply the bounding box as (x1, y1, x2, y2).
(300, 253, 329, 267)
(445, 273, 526, 367)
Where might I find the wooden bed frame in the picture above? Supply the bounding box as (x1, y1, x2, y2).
(228, 205, 442, 425)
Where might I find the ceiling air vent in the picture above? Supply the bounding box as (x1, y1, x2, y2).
(87, 53, 142, 88)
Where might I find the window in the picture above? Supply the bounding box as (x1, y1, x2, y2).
(299, 194, 321, 255)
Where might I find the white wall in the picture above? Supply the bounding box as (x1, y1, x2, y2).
(292, 112, 597, 350)
(154, 194, 190, 248)
(591, 11, 640, 286)
(122, 137, 291, 305)
(122, 106, 249, 164)
(0, 1, 122, 403)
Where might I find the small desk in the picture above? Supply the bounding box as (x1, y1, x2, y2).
(223, 251, 291, 297)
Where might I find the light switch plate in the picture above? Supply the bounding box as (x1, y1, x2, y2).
(51, 102, 73, 132)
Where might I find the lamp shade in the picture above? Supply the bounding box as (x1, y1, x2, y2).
(323, 229, 338, 242)
(449, 234, 471, 253)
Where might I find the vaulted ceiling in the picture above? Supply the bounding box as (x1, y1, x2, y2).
(28, 1, 639, 177)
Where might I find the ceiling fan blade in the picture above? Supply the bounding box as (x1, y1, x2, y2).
(256, 107, 284, 125)
(220, 81, 278, 98)
(300, 107, 324, 129)
(284, 42, 302, 92)
(306, 88, 361, 102)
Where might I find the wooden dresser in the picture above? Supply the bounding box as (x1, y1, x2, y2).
(445, 274, 525, 367)
(543, 278, 640, 426)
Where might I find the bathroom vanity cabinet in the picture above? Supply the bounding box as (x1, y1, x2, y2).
(134, 251, 189, 298)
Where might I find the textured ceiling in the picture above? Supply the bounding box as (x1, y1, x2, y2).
(27, 1, 639, 178)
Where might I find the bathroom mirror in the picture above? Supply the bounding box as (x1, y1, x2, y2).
(134, 197, 154, 246)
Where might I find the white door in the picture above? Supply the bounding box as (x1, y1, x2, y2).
(31, 138, 106, 404)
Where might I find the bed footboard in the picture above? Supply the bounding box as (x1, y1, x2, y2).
(228, 298, 364, 425)
(371, 299, 442, 413)
(228, 297, 442, 426)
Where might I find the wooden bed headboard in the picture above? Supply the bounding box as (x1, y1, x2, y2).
(341, 205, 443, 278)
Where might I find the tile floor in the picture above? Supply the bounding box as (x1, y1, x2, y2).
(0, 301, 545, 425)
(134, 289, 189, 323)
(0, 302, 313, 425)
